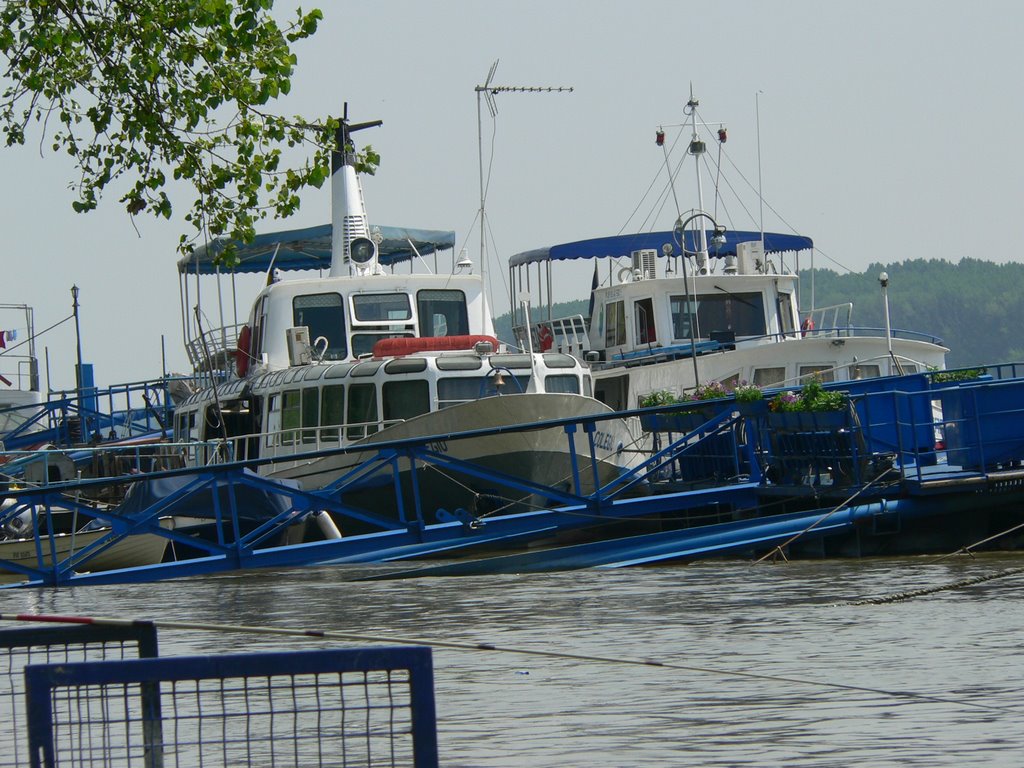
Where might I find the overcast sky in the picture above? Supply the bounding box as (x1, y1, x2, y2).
(4, 0, 1023, 390)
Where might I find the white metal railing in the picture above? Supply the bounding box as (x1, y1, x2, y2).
(800, 303, 853, 337)
(185, 323, 244, 372)
(513, 314, 590, 355)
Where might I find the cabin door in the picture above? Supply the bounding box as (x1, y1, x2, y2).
(594, 374, 629, 411)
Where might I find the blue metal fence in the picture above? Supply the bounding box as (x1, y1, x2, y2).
(25, 646, 439, 768)
(0, 624, 159, 768)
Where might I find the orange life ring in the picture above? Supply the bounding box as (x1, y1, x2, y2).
(800, 317, 814, 337)
(236, 324, 252, 377)
(537, 323, 554, 351)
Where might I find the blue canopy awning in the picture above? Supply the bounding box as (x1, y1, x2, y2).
(509, 229, 813, 268)
(178, 224, 457, 275)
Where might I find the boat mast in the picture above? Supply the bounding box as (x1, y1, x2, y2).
(329, 104, 382, 278)
(686, 86, 709, 260)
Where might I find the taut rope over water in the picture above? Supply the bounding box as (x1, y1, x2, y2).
(0, 611, 1013, 713)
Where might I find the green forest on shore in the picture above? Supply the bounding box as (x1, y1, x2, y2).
(494, 258, 1024, 368)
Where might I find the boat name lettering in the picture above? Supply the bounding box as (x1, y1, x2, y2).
(593, 430, 614, 451)
(427, 439, 448, 453)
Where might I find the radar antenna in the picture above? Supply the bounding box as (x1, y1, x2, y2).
(474, 61, 573, 324)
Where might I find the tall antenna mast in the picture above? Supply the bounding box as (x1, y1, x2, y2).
(474, 60, 573, 321)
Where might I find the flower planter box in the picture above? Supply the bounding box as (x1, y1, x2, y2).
(766, 409, 851, 433)
(640, 409, 716, 433)
(736, 400, 769, 418)
(764, 406, 864, 486)
(638, 411, 712, 436)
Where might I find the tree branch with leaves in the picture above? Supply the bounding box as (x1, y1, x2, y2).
(0, 0, 376, 264)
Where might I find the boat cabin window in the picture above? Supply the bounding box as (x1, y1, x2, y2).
(437, 377, 483, 408)
(799, 365, 835, 383)
(634, 298, 656, 345)
(301, 388, 318, 444)
(541, 353, 577, 368)
(417, 289, 469, 337)
(293, 293, 347, 360)
(752, 367, 786, 387)
(347, 382, 379, 440)
(384, 357, 428, 374)
(352, 293, 412, 322)
(436, 357, 483, 371)
(545, 374, 580, 395)
(352, 332, 414, 358)
(382, 380, 430, 423)
(686, 292, 767, 340)
(321, 385, 344, 443)
(670, 296, 694, 341)
(604, 300, 626, 347)
(850, 363, 881, 380)
(777, 293, 796, 337)
(251, 296, 268, 362)
(280, 389, 301, 445)
(175, 411, 198, 442)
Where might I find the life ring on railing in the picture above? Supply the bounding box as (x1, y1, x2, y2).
(617, 266, 635, 283)
(235, 324, 252, 377)
(800, 317, 814, 337)
(537, 323, 554, 351)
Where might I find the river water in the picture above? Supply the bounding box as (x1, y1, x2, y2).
(3, 553, 1023, 767)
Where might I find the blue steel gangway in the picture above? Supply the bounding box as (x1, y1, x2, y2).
(0, 395, 773, 586)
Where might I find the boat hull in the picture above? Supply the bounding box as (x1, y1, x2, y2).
(0, 526, 169, 582)
(265, 393, 635, 525)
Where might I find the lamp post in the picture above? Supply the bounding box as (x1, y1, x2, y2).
(672, 211, 727, 388)
(71, 284, 85, 437)
(878, 271, 903, 375)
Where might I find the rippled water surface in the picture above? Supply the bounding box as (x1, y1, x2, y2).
(4, 554, 1023, 766)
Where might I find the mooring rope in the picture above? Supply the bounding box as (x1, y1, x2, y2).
(840, 566, 1024, 606)
(0, 612, 1013, 713)
(753, 467, 894, 564)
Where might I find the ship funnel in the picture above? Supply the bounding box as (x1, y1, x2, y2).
(329, 106, 382, 277)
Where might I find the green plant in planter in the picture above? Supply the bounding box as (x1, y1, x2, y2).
(639, 390, 679, 408)
(690, 381, 730, 402)
(929, 367, 986, 384)
(769, 379, 846, 413)
(732, 382, 763, 403)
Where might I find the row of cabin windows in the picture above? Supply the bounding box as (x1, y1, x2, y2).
(291, 289, 470, 361)
(269, 373, 583, 446)
(605, 292, 774, 348)
(750, 361, 918, 388)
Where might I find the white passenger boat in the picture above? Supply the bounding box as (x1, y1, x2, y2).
(173, 110, 633, 523)
(508, 91, 948, 411)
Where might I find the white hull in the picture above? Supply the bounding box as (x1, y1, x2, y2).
(0, 526, 169, 581)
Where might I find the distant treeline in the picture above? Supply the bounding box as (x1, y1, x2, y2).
(493, 258, 1022, 368)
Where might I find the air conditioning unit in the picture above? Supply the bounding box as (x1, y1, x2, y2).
(286, 326, 312, 366)
(631, 249, 657, 280)
(736, 240, 765, 275)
